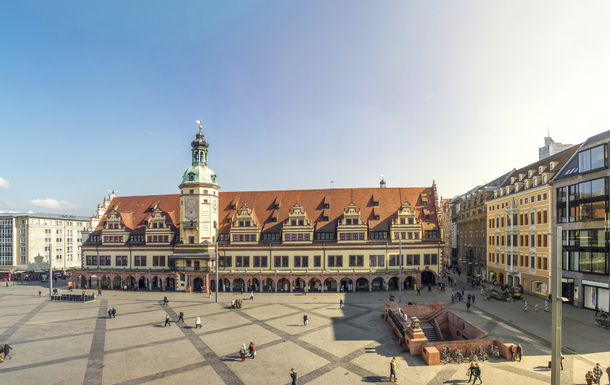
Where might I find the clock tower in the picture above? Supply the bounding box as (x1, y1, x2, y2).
(178, 124, 220, 245)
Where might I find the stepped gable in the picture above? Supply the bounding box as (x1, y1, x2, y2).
(91, 194, 181, 233)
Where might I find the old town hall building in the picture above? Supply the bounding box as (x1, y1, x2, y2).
(77, 128, 443, 293)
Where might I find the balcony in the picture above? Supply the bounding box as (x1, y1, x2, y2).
(506, 265, 518, 273)
(169, 266, 209, 273)
(181, 221, 198, 229)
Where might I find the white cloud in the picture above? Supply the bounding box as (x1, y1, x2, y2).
(2, 201, 17, 208)
(31, 198, 81, 210)
(0, 177, 9, 189)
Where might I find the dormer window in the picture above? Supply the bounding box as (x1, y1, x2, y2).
(231, 205, 236, 210)
(239, 221, 244, 227)
(534, 179, 538, 186)
(275, 204, 280, 209)
(519, 174, 523, 181)
(543, 175, 547, 183)
(245, 221, 250, 227)
(528, 171, 533, 178)
(323, 216, 329, 221)
(550, 162, 556, 170)
(298, 220, 304, 226)
(494, 191, 498, 198)
(373, 201, 379, 207)
(423, 201, 428, 207)
(189, 189, 194, 194)
(539, 166, 544, 174)
(291, 220, 296, 226)
(272, 218, 277, 223)
(323, 203, 329, 209)
(510, 177, 515, 184)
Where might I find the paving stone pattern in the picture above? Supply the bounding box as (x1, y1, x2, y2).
(0, 280, 609, 384)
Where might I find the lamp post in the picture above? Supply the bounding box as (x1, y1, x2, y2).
(550, 227, 562, 384)
(48, 250, 53, 297)
(437, 241, 441, 284)
(215, 234, 219, 304)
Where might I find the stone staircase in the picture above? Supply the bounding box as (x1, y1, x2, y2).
(420, 321, 440, 342)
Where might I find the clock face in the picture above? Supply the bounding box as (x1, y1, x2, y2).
(185, 197, 198, 220)
(212, 199, 218, 212)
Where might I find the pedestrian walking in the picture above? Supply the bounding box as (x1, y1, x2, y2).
(248, 341, 256, 358)
(164, 314, 171, 327)
(593, 363, 603, 384)
(417, 287, 420, 296)
(112, 308, 116, 318)
(467, 294, 471, 302)
(98, 288, 102, 296)
(208, 290, 212, 298)
(178, 311, 185, 323)
(0, 343, 4, 363)
(290, 368, 297, 385)
(389, 357, 397, 382)
(472, 294, 476, 303)
(451, 295, 454, 303)
(250, 291, 254, 300)
(586, 370, 594, 385)
(339, 299, 343, 308)
(595, 304, 600, 317)
(510, 345, 516, 361)
(195, 316, 202, 329)
(3, 343, 12, 359)
(38, 290, 41, 298)
(560, 353, 564, 370)
(516, 344, 523, 362)
(462, 287, 465, 296)
(108, 309, 113, 318)
(466, 302, 471, 312)
(303, 314, 309, 326)
(605, 365, 610, 384)
(472, 363, 482, 384)
(240, 286, 244, 295)
(163, 296, 168, 305)
(467, 363, 475, 383)
(240, 343, 247, 361)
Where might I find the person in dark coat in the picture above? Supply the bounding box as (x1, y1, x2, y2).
(164, 314, 171, 327)
(3, 343, 12, 359)
(163, 296, 168, 305)
(178, 311, 184, 323)
(466, 302, 471, 312)
(108, 309, 112, 318)
(472, 295, 476, 303)
(472, 363, 482, 384)
(467, 363, 475, 382)
(112, 308, 116, 318)
(339, 299, 343, 308)
(516, 344, 523, 362)
(510, 345, 516, 361)
(290, 368, 297, 385)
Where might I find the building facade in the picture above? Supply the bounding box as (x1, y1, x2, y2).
(486, 146, 578, 296)
(539, 135, 573, 160)
(0, 213, 90, 278)
(452, 172, 512, 278)
(552, 130, 610, 311)
(77, 128, 443, 293)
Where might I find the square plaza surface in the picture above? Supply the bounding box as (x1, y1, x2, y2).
(1, 279, 609, 385)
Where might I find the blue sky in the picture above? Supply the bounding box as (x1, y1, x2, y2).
(2, 1, 610, 216)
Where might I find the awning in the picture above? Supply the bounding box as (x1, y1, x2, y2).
(169, 253, 213, 259)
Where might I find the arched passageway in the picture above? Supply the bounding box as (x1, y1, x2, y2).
(355, 278, 369, 291)
(324, 278, 337, 292)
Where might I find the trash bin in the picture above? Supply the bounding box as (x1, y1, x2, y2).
(389, 294, 395, 302)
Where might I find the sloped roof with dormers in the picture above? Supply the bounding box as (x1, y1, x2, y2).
(87, 187, 439, 240)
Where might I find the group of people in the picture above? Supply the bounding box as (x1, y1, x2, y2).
(239, 341, 256, 361)
(509, 344, 523, 361)
(585, 363, 610, 385)
(0, 342, 12, 362)
(107, 307, 116, 318)
(231, 299, 242, 309)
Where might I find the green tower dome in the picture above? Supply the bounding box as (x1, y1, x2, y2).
(181, 128, 218, 186)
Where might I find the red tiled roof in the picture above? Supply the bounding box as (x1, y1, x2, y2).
(93, 187, 438, 235)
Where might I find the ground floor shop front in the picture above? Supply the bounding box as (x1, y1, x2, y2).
(487, 267, 550, 295)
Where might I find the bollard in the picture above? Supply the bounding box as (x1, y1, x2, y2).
(524, 301, 528, 312)
(545, 301, 548, 312)
(535, 303, 539, 312)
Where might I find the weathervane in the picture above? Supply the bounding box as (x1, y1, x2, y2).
(196, 120, 203, 131)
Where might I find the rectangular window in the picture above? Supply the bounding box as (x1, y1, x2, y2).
(537, 234, 542, 247)
(424, 254, 430, 265)
(579, 144, 606, 173)
(261, 256, 267, 267)
(340, 233, 345, 240)
(346, 233, 352, 240)
(302, 256, 308, 267)
(501, 254, 505, 264)
(314, 255, 321, 267)
(294, 256, 301, 267)
(141, 256, 146, 266)
(543, 234, 548, 247)
(406, 254, 413, 266)
(336, 255, 343, 267)
(134, 256, 140, 266)
(543, 257, 548, 270)
(254, 256, 260, 267)
(413, 254, 420, 265)
(305, 234, 310, 241)
(282, 256, 289, 267)
(530, 234, 535, 247)
(116, 256, 122, 266)
(349, 255, 356, 267)
(236, 256, 242, 267)
(537, 211, 542, 224)
(370, 255, 377, 267)
(378, 255, 384, 266)
(243, 256, 249, 267)
(357, 255, 363, 267)
(328, 256, 335, 267)
(285, 234, 290, 241)
(275, 256, 281, 267)
(431, 254, 437, 265)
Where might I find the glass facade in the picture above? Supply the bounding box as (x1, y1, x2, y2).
(562, 229, 608, 274)
(0, 218, 14, 265)
(557, 177, 608, 222)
